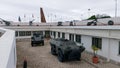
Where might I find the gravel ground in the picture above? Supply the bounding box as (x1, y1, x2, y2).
(16, 39, 120, 68)
(16, 39, 95, 68)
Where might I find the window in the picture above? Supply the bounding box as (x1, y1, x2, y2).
(119, 42, 120, 55)
(58, 32, 60, 38)
(33, 31, 43, 35)
(26, 31, 31, 36)
(15, 31, 18, 37)
(69, 34, 74, 41)
(50, 31, 52, 35)
(19, 31, 26, 36)
(75, 35, 81, 43)
(62, 33, 65, 39)
(53, 32, 56, 38)
(92, 37, 102, 49)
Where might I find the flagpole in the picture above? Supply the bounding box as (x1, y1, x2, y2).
(115, 0, 117, 17)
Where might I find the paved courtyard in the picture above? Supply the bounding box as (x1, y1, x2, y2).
(16, 39, 120, 68)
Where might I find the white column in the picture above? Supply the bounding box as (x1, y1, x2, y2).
(65, 33, 69, 40)
(43, 31, 45, 36)
(56, 32, 58, 38)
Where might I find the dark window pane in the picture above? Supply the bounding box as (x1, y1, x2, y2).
(15, 31, 18, 37)
(53, 32, 56, 38)
(92, 37, 102, 49)
(119, 42, 120, 55)
(58, 32, 60, 38)
(62, 33, 65, 39)
(75, 35, 81, 43)
(69, 34, 74, 41)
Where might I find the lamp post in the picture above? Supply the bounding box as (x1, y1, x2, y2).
(115, 0, 117, 17)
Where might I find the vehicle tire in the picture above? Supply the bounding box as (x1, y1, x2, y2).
(94, 22, 97, 26)
(31, 41, 34, 47)
(108, 20, 114, 25)
(76, 58, 80, 61)
(58, 50, 64, 62)
(77, 54, 81, 61)
(51, 46, 56, 55)
(87, 22, 93, 26)
(42, 42, 44, 46)
(42, 41, 44, 46)
(31, 43, 34, 47)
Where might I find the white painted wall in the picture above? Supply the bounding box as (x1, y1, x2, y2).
(65, 33, 69, 40)
(81, 35, 120, 63)
(109, 39, 120, 62)
(81, 35, 92, 52)
(97, 38, 109, 59)
(0, 28, 16, 68)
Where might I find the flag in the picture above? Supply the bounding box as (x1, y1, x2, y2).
(18, 16, 21, 22)
(32, 14, 34, 18)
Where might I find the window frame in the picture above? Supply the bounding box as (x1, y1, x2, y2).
(62, 33, 65, 39)
(118, 41, 120, 55)
(92, 37, 102, 49)
(69, 34, 74, 41)
(75, 34, 81, 43)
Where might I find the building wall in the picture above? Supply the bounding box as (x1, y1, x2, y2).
(8, 26, 120, 63)
(81, 35, 92, 52)
(99, 38, 109, 58)
(7, 36, 16, 68)
(109, 39, 120, 62)
(81, 35, 120, 63)
(0, 28, 16, 68)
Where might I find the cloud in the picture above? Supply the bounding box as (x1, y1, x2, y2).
(0, 0, 119, 22)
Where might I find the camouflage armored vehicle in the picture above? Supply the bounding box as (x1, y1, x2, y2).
(50, 38, 85, 62)
(31, 33, 44, 47)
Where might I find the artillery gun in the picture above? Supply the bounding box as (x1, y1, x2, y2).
(50, 38, 85, 62)
(29, 19, 35, 26)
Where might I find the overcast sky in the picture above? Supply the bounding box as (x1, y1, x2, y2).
(0, 0, 119, 22)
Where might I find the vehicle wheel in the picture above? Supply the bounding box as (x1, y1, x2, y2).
(77, 54, 81, 61)
(94, 22, 97, 26)
(42, 43, 44, 46)
(58, 50, 64, 62)
(31, 42, 34, 47)
(31, 43, 34, 47)
(51, 46, 56, 55)
(108, 20, 114, 25)
(77, 58, 81, 61)
(42, 42, 44, 46)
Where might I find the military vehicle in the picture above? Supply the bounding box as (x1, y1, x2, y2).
(50, 38, 85, 62)
(31, 33, 44, 47)
(29, 19, 35, 26)
(57, 21, 63, 26)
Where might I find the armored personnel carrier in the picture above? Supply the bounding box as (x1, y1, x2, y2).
(50, 38, 85, 62)
(31, 33, 44, 47)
